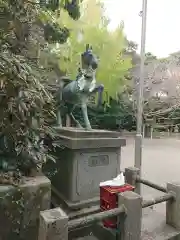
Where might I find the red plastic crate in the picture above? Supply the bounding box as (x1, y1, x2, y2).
(100, 184, 135, 228)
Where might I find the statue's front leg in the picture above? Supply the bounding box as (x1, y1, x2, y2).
(67, 104, 83, 128)
(70, 112, 83, 128)
(90, 84, 104, 107)
(57, 107, 62, 127)
(56, 87, 63, 127)
(81, 102, 92, 130)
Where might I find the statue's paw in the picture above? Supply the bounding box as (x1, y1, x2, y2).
(55, 124, 63, 128)
(77, 123, 83, 129)
(86, 126, 92, 131)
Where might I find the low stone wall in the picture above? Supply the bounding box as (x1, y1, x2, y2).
(0, 175, 51, 240)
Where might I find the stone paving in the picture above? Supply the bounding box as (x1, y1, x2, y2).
(121, 138, 180, 214)
(74, 138, 180, 239)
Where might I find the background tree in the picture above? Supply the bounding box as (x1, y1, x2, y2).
(131, 47, 180, 130)
(145, 52, 157, 63)
(55, 0, 132, 99)
(0, 0, 82, 181)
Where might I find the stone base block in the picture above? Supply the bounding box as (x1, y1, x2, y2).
(0, 175, 51, 240)
(43, 127, 126, 210)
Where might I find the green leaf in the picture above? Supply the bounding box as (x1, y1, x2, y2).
(56, 0, 132, 98)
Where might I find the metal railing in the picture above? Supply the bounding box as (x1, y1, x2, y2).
(142, 192, 174, 208)
(125, 167, 175, 208)
(68, 206, 125, 231)
(136, 175, 167, 193)
(67, 192, 174, 231)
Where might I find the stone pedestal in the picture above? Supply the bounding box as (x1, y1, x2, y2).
(43, 127, 126, 210)
(0, 175, 51, 240)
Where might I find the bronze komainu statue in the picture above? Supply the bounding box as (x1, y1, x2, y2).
(56, 44, 104, 130)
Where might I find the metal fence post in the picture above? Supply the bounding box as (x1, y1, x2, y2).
(117, 191, 142, 240)
(125, 167, 140, 193)
(166, 182, 180, 231)
(38, 207, 68, 240)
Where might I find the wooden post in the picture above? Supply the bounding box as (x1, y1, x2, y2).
(166, 182, 180, 231)
(125, 167, 140, 194)
(38, 208, 68, 240)
(142, 124, 145, 138)
(66, 114, 71, 127)
(150, 126, 153, 139)
(117, 191, 142, 240)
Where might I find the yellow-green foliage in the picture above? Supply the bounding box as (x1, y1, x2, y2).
(57, 0, 132, 98)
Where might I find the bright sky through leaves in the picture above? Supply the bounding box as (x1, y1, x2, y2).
(104, 0, 180, 57)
